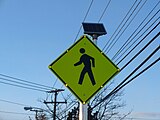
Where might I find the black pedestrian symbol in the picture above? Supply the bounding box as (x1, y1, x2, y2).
(74, 48, 96, 86)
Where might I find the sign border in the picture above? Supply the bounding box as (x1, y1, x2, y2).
(49, 35, 120, 104)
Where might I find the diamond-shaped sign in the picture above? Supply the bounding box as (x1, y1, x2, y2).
(49, 35, 120, 104)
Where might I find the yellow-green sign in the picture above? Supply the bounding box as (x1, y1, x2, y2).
(49, 35, 120, 104)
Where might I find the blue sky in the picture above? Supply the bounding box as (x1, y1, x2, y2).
(0, 0, 159, 120)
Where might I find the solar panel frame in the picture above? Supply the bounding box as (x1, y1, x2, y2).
(82, 23, 107, 36)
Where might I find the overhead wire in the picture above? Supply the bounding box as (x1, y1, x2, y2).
(112, 1, 160, 61)
(98, 0, 112, 22)
(90, 0, 147, 102)
(120, 32, 159, 70)
(105, 0, 147, 54)
(114, 44, 160, 95)
(71, 0, 157, 111)
(116, 18, 159, 65)
(57, 101, 78, 118)
(0, 78, 47, 92)
(102, 0, 139, 51)
(87, 1, 148, 109)
(56, 93, 78, 117)
(91, 44, 159, 110)
(0, 73, 53, 89)
(73, 0, 158, 114)
(0, 73, 57, 92)
(100, 49, 159, 108)
(0, 100, 52, 118)
(90, 79, 115, 106)
(71, 0, 113, 108)
(60, 0, 95, 113)
(0, 110, 34, 115)
(90, 30, 159, 114)
(65, 0, 113, 108)
(0, 98, 28, 106)
(0, 0, 156, 118)
(0, 77, 51, 91)
(117, 23, 159, 66)
(73, 0, 94, 42)
(117, 57, 159, 94)
(52, 78, 58, 88)
(110, 116, 160, 120)
(73, 0, 112, 42)
(48, 0, 159, 117)
(0, 99, 43, 116)
(82, 0, 134, 106)
(63, 1, 160, 118)
(60, 0, 95, 111)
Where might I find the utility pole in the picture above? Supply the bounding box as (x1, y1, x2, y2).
(44, 89, 67, 120)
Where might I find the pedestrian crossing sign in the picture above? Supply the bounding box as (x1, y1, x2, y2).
(49, 35, 120, 104)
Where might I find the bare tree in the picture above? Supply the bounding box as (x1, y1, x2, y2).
(88, 80, 131, 120)
(40, 80, 130, 120)
(37, 112, 48, 120)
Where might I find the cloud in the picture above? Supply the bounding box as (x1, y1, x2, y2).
(131, 112, 160, 118)
(0, 116, 4, 120)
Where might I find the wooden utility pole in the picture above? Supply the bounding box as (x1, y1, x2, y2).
(44, 89, 67, 120)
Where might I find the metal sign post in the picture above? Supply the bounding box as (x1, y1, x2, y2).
(79, 34, 98, 120)
(79, 103, 88, 120)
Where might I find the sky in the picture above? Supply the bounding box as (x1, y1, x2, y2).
(0, 0, 159, 120)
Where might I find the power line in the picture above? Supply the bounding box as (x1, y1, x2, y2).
(70, 0, 112, 110)
(74, 0, 94, 42)
(0, 98, 28, 106)
(92, 32, 159, 108)
(105, 0, 147, 54)
(52, 78, 58, 88)
(98, 0, 112, 22)
(0, 110, 34, 116)
(118, 56, 159, 93)
(113, 116, 160, 120)
(0, 78, 46, 92)
(91, 45, 159, 110)
(100, 54, 160, 111)
(102, 0, 139, 51)
(44, 1, 159, 118)
(91, 29, 159, 108)
(57, 101, 78, 118)
(110, 45, 159, 99)
(0, 77, 51, 91)
(112, 1, 160, 61)
(0, 73, 53, 89)
(79, 0, 142, 107)
(70, 0, 136, 113)
(74, 0, 112, 42)
(122, 32, 158, 69)
(82, 0, 94, 22)
(118, 28, 159, 66)
(90, 79, 114, 106)
(116, 18, 159, 65)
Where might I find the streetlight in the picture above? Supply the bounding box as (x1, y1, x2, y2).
(24, 107, 43, 120)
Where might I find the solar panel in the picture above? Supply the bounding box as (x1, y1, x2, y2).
(82, 23, 107, 37)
